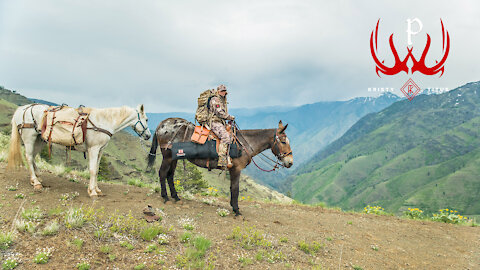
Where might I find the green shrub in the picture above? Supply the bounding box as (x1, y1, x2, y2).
(363, 205, 386, 215)
(431, 209, 469, 224)
(404, 207, 424, 219)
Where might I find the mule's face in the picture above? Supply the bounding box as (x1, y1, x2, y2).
(272, 120, 293, 168)
(134, 104, 151, 140)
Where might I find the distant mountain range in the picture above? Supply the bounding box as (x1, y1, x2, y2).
(290, 81, 480, 216)
(147, 93, 402, 189)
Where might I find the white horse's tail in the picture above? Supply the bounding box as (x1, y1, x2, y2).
(7, 118, 23, 168)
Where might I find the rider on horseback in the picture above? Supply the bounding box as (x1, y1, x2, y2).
(208, 84, 235, 169)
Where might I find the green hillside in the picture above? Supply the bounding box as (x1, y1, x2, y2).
(0, 86, 32, 106)
(291, 81, 480, 216)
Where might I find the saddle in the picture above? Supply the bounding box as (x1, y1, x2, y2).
(40, 105, 91, 147)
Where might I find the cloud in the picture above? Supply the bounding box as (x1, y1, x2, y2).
(0, 0, 479, 112)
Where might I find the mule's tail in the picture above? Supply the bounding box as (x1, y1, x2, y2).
(146, 132, 158, 171)
(7, 118, 23, 169)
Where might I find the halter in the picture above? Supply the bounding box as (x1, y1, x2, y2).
(271, 132, 293, 159)
(133, 111, 149, 137)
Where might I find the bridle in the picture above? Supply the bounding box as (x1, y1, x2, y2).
(233, 122, 292, 172)
(133, 111, 149, 137)
(271, 132, 293, 159)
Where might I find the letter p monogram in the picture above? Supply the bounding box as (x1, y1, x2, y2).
(406, 18, 423, 46)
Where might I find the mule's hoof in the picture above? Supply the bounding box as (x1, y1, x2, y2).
(233, 209, 242, 216)
(33, 184, 43, 190)
(173, 196, 181, 202)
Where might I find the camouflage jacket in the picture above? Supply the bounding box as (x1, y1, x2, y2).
(209, 95, 234, 124)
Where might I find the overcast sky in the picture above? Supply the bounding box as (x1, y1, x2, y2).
(1, 1, 479, 112)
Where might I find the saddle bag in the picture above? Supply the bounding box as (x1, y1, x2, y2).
(191, 125, 210, 144)
(172, 141, 218, 160)
(41, 106, 89, 146)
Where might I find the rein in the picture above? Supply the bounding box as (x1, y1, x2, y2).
(232, 122, 288, 172)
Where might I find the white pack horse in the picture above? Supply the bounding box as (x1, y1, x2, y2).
(7, 104, 151, 197)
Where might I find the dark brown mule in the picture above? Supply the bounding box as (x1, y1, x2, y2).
(147, 118, 293, 216)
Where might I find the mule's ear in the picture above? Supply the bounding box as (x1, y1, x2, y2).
(279, 123, 288, 134)
(278, 120, 284, 128)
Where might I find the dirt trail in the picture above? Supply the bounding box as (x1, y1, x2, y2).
(1, 165, 479, 269)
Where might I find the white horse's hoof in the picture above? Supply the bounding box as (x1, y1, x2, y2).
(88, 188, 100, 198)
(33, 184, 43, 190)
(95, 188, 104, 196)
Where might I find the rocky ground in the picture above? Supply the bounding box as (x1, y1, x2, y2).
(1, 164, 479, 269)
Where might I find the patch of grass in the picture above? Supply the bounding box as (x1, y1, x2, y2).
(2, 253, 19, 270)
(48, 206, 63, 217)
(0, 231, 14, 250)
(134, 263, 146, 270)
(180, 232, 193, 243)
(15, 219, 37, 234)
(353, 266, 364, 270)
(21, 207, 45, 221)
(140, 225, 165, 241)
(33, 247, 54, 264)
(280, 237, 288, 243)
(76, 262, 91, 270)
(128, 178, 145, 188)
(71, 238, 84, 249)
(176, 236, 212, 269)
(255, 250, 264, 261)
(238, 256, 253, 267)
(158, 233, 169, 245)
(99, 245, 112, 254)
(216, 208, 230, 217)
(41, 220, 60, 236)
(14, 193, 25, 199)
(179, 217, 195, 231)
(120, 241, 135, 250)
(228, 225, 272, 250)
(64, 207, 86, 229)
(108, 254, 116, 261)
(145, 243, 158, 253)
(297, 240, 323, 255)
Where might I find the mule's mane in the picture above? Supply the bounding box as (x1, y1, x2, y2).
(92, 106, 133, 125)
(237, 129, 276, 136)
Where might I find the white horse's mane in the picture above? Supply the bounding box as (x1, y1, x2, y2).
(91, 106, 134, 126)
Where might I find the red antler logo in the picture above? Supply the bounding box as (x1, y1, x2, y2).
(370, 19, 450, 77)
